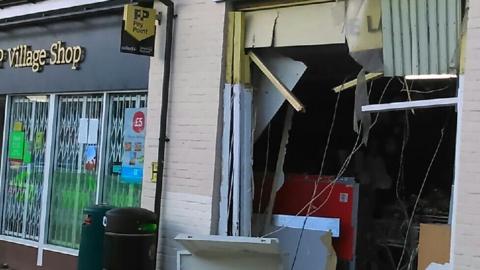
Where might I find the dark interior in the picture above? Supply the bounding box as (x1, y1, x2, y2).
(252, 45, 457, 270)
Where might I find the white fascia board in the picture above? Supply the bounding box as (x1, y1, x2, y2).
(0, 0, 109, 20)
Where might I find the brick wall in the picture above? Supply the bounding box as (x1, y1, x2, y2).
(452, 1, 480, 269)
(141, 1, 226, 269)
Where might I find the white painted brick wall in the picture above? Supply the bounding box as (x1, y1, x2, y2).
(141, 1, 226, 269)
(453, 2, 480, 269)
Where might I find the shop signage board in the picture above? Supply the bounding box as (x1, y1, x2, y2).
(121, 108, 146, 183)
(121, 4, 156, 56)
(0, 41, 85, 72)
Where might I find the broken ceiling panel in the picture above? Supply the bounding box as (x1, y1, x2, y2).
(252, 50, 306, 141)
(176, 234, 283, 270)
(269, 228, 337, 270)
(244, 2, 346, 48)
(345, 0, 383, 72)
(272, 215, 341, 237)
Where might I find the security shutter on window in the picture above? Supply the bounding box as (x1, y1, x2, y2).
(103, 93, 147, 207)
(48, 95, 103, 249)
(2, 96, 49, 241)
(382, 0, 462, 76)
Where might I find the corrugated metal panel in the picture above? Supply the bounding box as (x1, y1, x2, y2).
(382, 0, 461, 76)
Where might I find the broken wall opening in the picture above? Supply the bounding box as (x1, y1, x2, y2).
(250, 44, 458, 270)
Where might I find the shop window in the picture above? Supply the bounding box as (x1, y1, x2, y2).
(2, 96, 49, 241)
(102, 94, 147, 207)
(48, 95, 103, 248)
(0, 92, 148, 249)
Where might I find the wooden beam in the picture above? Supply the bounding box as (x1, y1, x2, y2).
(362, 97, 458, 113)
(225, 12, 235, 84)
(248, 51, 306, 112)
(333, 73, 383, 93)
(233, 12, 249, 84)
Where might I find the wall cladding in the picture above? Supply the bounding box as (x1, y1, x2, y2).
(382, 0, 461, 76)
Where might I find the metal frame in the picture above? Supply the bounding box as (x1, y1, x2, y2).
(362, 97, 458, 112)
(36, 94, 56, 266)
(0, 95, 10, 236)
(95, 92, 109, 204)
(0, 234, 38, 248)
(449, 76, 464, 269)
(0, 90, 148, 261)
(218, 84, 232, 236)
(43, 244, 78, 256)
(232, 85, 241, 236)
(362, 80, 462, 270)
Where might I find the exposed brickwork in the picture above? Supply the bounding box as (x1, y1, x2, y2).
(453, 2, 480, 269)
(141, 1, 226, 269)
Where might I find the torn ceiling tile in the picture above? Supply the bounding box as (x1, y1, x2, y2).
(244, 2, 346, 48)
(345, 0, 383, 72)
(262, 107, 294, 234)
(353, 69, 371, 146)
(252, 50, 306, 141)
(249, 51, 305, 112)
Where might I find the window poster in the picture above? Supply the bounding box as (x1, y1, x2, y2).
(9, 131, 25, 161)
(121, 108, 146, 183)
(84, 145, 97, 171)
(23, 140, 32, 164)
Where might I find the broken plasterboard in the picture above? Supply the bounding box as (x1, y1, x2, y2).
(253, 50, 306, 141)
(268, 228, 337, 270)
(345, 0, 383, 72)
(426, 263, 450, 270)
(271, 215, 340, 237)
(175, 234, 283, 270)
(244, 2, 345, 48)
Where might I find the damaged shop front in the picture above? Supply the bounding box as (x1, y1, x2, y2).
(177, 0, 465, 270)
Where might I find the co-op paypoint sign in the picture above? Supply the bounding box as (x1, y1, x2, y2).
(121, 4, 156, 56)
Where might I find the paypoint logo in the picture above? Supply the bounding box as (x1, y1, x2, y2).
(123, 5, 156, 42)
(135, 9, 150, 21)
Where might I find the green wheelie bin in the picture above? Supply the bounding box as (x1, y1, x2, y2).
(77, 204, 114, 270)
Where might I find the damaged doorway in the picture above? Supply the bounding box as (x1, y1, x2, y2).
(250, 45, 458, 270)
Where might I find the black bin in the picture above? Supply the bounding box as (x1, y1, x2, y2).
(103, 208, 158, 270)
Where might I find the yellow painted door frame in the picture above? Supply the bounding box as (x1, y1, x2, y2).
(225, 11, 250, 85)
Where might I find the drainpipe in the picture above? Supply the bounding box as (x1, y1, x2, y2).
(154, 0, 173, 268)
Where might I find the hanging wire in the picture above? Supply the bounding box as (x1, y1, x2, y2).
(290, 92, 341, 270)
(396, 122, 448, 270)
(396, 112, 410, 222)
(258, 123, 271, 213)
(297, 77, 395, 217)
(263, 77, 395, 239)
(400, 86, 450, 94)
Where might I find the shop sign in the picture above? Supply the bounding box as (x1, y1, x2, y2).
(121, 108, 146, 183)
(121, 4, 156, 56)
(0, 41, 85, 72)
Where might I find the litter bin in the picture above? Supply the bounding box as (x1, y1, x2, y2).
(78, 204, 114, 270)
(103, 208, 158, 270)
